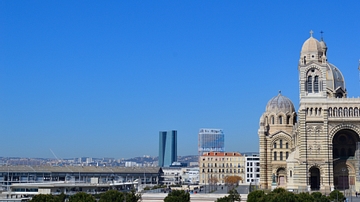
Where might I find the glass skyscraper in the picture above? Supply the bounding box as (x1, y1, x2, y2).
(198, 128, 225, 156)
(158, 130, 177, 167)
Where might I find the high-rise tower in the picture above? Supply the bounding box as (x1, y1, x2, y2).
(198, 128, 225, 156)
(158, 130, 177, 167)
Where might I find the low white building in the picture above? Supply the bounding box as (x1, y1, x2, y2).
(244, 153, 260, 184)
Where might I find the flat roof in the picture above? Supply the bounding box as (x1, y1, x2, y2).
(0, 166, 160, 174)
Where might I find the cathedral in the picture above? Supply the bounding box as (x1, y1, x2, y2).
(258, 31, 360, 192)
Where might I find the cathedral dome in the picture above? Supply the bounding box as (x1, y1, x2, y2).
(301, 35, 322, 53)
(266, 92, 295, 114)
(326, 63, 346, 91)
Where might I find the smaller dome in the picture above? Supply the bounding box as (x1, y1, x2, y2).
(319, 40, 327, 50)
(266, 92, 295, 114)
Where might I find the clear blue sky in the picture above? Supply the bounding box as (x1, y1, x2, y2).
(1, 1, 360, 159)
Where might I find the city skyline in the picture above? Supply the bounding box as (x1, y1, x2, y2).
(1, 1, 360, 159)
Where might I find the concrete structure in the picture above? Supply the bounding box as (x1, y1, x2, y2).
(198, 129, 225, 156)
(258, 31, 360, 192)
(199, 152, 245, 185)
(158, 130, 177, 167)
(0, 165, 161, 196)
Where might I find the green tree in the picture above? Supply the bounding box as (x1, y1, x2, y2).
(126, 190, 142, 202)
(163, 190, 190, 202)
(247, 190, 266, 202)
(295, 192, 314, 202)
(30, 194, 60, 202)
(68, 192, 96, 202)
(57, 192, 66, 202)
(99, 190, 124, 202)
(311, 192, 329, 202)
(328, 190, 345, 202)
(265, 188, 296, 202)
(215, 188, 241, 202)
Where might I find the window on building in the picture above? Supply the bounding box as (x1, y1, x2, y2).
(271, 116, 274, 124)
(274, 152, 277, 161)
(280, 152, 283, 160)
(287, 115, 290, 124)
(314, 76, 319, 93)
(286, 152, 289, 159)
(279, 116, 282, 124)
(280, 139, 283, 148)
(307, 76, 313, 93)
(274, 142, 277, 148)
(286, 142, 288, 149)
(290, 170, 293, 177)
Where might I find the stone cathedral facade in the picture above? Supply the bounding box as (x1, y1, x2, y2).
(258, 31, 360, 192)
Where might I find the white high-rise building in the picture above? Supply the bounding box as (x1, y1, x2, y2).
(198, 128, 225, 156)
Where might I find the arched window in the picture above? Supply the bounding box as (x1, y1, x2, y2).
(307, 76, 313, 93)
(273, 142, 277, 148)
(271, 116, 274, 124)
(280, 140, 283, 148)
(279, 116, 282, 124)
(290, 170, 293, 177)
(280, 152, 283, 160)
(314, 76, 319, 93)
(286, 142, 288, 149)
(274, 152, 277, 161)
(286, 116, 290, 124)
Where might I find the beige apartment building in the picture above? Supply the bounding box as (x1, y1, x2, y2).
(199, 152, 245, 185)
(259, 31, 360, 192)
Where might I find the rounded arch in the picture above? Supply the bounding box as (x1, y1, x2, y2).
(304, 65, 322, 74)
(309, 165, 321, 190)
(270, 133, 292, 146)
(329, 123, 360, 141)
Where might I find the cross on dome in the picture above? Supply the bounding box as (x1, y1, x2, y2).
(310, 30, 314, 37)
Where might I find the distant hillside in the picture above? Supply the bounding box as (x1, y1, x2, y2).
(124, 155, 198, 165)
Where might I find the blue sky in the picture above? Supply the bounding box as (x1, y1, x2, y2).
(1, 1, 360, 159)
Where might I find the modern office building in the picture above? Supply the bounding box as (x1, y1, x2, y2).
(198, 128, 225, 156)
(158, 130, 177, 167)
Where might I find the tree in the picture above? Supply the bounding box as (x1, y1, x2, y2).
(30, 194, 60, 202)
(209, 176, 219, 192)
(224, 176, 242, 185)
(328, 190, 345, 202)
(163, 190, 190, 202)
(224, 176, 242, 190)
(68, 192, 96, 202)
(124, 190, 142, 202)
(295, 192, 314, 202)
(247, 190, 266, 202)
(311, 192, 329, 202)
(99, 190, 124, 202)
(215, 188, 241, 202)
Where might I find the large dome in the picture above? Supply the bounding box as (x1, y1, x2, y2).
(266, 92, 295, 114)
(301, 35, 322, 53)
